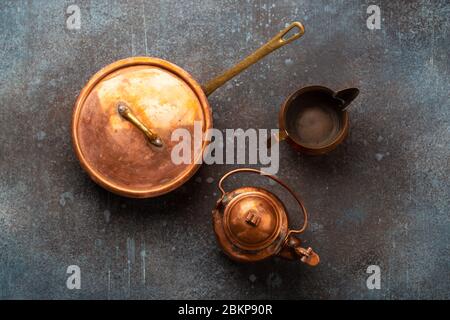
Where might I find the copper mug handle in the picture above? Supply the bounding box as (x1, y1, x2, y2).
(218, 168, 308, 235)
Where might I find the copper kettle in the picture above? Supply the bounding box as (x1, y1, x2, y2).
(212, 168, 319, 266)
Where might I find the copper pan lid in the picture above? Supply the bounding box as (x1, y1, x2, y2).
(72, 57, 212, 198)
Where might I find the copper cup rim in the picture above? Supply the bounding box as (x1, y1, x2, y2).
(71, 57, 213, 198)
(279, 85, 349, 152)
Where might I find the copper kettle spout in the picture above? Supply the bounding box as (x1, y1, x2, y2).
(278, 236, 320, 267)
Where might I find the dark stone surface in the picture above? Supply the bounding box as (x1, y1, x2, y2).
(0, 0, 449, 299)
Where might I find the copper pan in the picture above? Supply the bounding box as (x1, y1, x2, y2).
(72, 22, 305, 198)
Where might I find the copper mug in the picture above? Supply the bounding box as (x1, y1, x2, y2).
(270, 86, 359, 155)
(212, 168, 319, 266)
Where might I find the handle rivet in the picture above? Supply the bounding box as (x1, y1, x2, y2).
(117, 104, 127, 114)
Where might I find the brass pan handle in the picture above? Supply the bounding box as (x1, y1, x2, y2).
(117, 102, 163, 147)
(218, 168, 308, 235)
(203, 21, 305, 96)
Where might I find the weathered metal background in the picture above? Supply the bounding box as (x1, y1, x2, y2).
(0, 0, 449, 299)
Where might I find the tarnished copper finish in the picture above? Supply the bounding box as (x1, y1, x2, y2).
(213, 168, 319, 266)
(72, 58, 210, 198)
(273, 86, 359, 155)
(72, 22, 305, 198)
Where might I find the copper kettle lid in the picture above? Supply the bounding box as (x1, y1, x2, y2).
(223, 188, 286, 251)
(72, 57, 212, 198)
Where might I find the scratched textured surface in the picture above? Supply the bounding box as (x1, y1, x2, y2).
(0, 0, 449, 299)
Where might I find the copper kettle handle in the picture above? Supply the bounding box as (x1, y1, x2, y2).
(218, 168, 308, 235)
